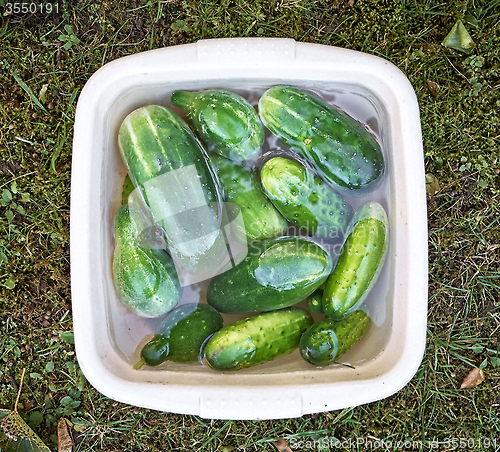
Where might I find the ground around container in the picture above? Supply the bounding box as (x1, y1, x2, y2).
(0, 1, 499, 450)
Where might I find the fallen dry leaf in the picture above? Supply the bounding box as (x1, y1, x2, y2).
(0, 409, 51, 452)
(0, 368, 52, 452)
(58, 418, 73, 452)
(427, 79, 440, 100)
(425, 173, 440, 195)
(460, 368, 485, 389)
(275, 438, 293, 452)
(442, 19, 475, 54)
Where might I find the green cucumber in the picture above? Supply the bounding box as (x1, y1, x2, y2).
(260, 156, 353, 238)
(112, 205, 182, 318)
(171, 89, 264, 161)
(118, 105, 226, 273)
(121, 174, 135, 205)
(135, 303, 223, 368)
(258, 85, 384, 192)
(204, 307, 313, 371)
(306, 289, 324, 314)
(211, 154, 287, 242)
(207, 236, 333, 314)
(299, 309, 370, 365)
(323, 202, 389, 320)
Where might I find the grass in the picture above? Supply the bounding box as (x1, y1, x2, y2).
(1, 0, 500, 450)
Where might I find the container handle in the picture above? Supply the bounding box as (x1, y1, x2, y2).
(197, 38, 296, 64)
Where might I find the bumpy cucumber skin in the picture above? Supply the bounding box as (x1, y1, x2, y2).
(207, 236, 333, 314)
(171, 89, 265, 161)
(118, 105, 224, 271)
(260, 157, 353, 238)
(323, 202, 389, 320)
(211, 154, 287, 241)
(258, 85, 384, 192)
(299, 310, 370, 365)
(112, 205, 182, 318)
(140, 303, 223, 366)
(204, 308, 313, 371)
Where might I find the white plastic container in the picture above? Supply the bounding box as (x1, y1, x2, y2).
(70, 38, 428, 420)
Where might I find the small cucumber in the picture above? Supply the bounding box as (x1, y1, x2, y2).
(118, 105, 226, 273)
(136, 303, 223, 367)
(260, 156, 353, 238)
(112, 205, 182, 318)
(323, 202, 389, 320)
(204, 307, 313, 371)
(171, 89, 264, 161)
(207, 236, 333, 314)
(299, 309, 371, 365)
(258, 85, 384, 193)
(306, 289, 324, 314)
(211, 154, 287, 242)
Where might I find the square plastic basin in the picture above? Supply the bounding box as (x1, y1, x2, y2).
(70, 38, 428, 420)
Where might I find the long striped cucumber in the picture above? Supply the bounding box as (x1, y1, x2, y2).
(171, 89, 264, 161)
(258, 85, 385, 193)
(207, 236, 333, 314)
(299, 309, 371, 365)
(260, 156, 353, 238)
(118, 105, 226, 273)
(204, 308, 313, 371)
(323, 202, 389, 320)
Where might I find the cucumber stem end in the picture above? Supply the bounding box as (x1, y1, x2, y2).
(133, 357, 146, 370)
